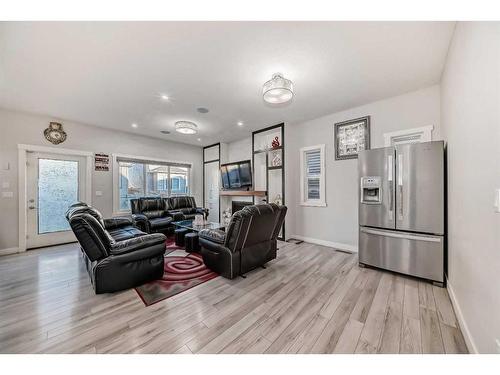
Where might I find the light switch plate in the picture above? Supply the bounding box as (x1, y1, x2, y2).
(95, 191, 103, 196)
(2, 182, 9, 189)
(2, 191, 14, 198)
(495, 189, 500, 213)
(2, 162, 9, 171)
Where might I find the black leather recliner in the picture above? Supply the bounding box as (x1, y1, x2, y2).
(130, 197, 174, 234)
(198, 204, 287, 279)
(66, 203, 166, 294)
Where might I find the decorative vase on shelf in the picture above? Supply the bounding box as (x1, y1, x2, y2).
(271, 136, 280, 149)
(271, 151, 282, 167)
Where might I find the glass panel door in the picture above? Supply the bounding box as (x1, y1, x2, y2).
(38, 159, 79, 234)
(27, 152, 87, 249)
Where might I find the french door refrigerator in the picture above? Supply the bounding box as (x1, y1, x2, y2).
(358, 140, 445, 286)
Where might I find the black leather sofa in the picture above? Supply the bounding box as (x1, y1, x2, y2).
(66, 203, 166, 294)
(130, 197, 174, 234)
(198, 203, 287, 279)
(166, 196, 208, 221)
(130, 196, 208, 234)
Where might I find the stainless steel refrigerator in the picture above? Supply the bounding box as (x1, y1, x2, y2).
(358, 140, 445, 286)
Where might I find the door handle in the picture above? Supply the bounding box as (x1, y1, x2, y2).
(387, 154, 394, 219)
(397, 154, 403, 220)
(28, 205, 38, 210)
(360, 228, 442, 243)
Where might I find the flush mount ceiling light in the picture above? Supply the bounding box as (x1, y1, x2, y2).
(175, 121, 198, 135)
(262, 72, 294, 104)
(131, 123, 138, 128)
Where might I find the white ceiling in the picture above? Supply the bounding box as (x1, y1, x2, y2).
(0, 22, 455, 146)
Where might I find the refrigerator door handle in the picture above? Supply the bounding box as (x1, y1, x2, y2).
(397, 154, 404, 220)
(360, 228, 442, 243)
(387, 154, 394, 220)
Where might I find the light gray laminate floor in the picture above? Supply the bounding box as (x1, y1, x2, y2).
(0, 241, 468, 354)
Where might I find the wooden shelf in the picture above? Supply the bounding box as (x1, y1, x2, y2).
(219, 190, 267, 197)
(253, 146, 283, 154)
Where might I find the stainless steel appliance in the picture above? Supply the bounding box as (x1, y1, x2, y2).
(358, 141, 445, 286)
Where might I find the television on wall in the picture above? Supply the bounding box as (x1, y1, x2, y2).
(220, 160, 252, 190)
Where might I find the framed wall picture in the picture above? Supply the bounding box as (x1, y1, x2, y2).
(334, 116, 370, 160)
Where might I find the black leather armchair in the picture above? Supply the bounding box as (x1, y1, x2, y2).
(66, 203, 166, 293)
(166, 196, 209, 221)
(198, 204, 287, 279)
(130, 197, 173, 234)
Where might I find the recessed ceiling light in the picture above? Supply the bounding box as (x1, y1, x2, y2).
(237, 121, 244, 126)
(161, 94, 169, 100)
(175, 121, 198, 135)
(197, 107, 209, 113)
(160, 130, 171, 135)
(197, 138, 201, 142)
(131, 123, 138, 128)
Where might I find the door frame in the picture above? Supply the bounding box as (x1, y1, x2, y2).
(18, 144, 93, 253)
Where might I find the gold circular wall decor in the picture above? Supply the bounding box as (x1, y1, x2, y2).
(44, 122, 67, 144)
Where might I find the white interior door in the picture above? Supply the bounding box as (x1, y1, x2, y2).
(26, 152, 87, 249)
(204, 161, 220, 222)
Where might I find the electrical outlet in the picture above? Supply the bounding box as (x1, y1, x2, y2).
(496, 338, 500, 354)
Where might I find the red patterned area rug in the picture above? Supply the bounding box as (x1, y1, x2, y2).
(135, 237, 219, 306)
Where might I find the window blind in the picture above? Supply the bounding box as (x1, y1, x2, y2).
(306, 150, 321, 175)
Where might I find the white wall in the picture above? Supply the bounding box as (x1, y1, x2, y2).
(220, 137, 253, 214)
(0, 108, 203, 251)
(440, 22, 500, 353)
(285, 85, 441, 250)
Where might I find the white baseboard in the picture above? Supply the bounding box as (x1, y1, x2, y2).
(0, 247, 20, 257)
(290, 235, 358, 253)
(446, 279, 478, 354)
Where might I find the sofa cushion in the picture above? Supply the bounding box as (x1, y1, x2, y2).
(169, 196, 196, 210)
(149, 216, 173, 229)
(108, 226, 145, 242)
(144, 210, 165, 219)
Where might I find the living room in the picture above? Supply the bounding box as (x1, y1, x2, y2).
(1, 2, 499, 374)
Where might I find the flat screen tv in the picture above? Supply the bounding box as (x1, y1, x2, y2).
(220, 160, 252, 190)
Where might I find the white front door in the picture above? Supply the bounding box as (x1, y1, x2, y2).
(26, 152, 87, 249)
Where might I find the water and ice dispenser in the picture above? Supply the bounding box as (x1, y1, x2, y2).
(360, 176, 381, 204)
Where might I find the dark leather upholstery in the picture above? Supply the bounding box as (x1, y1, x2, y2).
(66, 202, 166, 294)
(166, 196, 208, 221)
(199, 204, 287, 279)
(130, 197, 173, 234)
(131, 196, 208, 232)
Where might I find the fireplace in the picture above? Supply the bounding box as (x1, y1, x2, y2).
(232, 200, 253, 214)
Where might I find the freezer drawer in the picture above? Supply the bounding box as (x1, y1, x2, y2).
(359, 227, 444, 283)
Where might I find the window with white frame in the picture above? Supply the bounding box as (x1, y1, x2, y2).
(115, 156, 191, 212)
(300, 144, 326, 206)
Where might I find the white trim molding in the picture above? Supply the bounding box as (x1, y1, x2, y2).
(17, 144, 93, 252)
(383, 125, 434, 147)
(446, 279, 479, 353)
(291, 234, 358, 253)
(299, 144, 326, 207)
(0, 247, 20, 257)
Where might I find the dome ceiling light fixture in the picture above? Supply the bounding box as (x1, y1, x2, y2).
(262, 72, 294, 104)
(175, 121, 198, 135)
